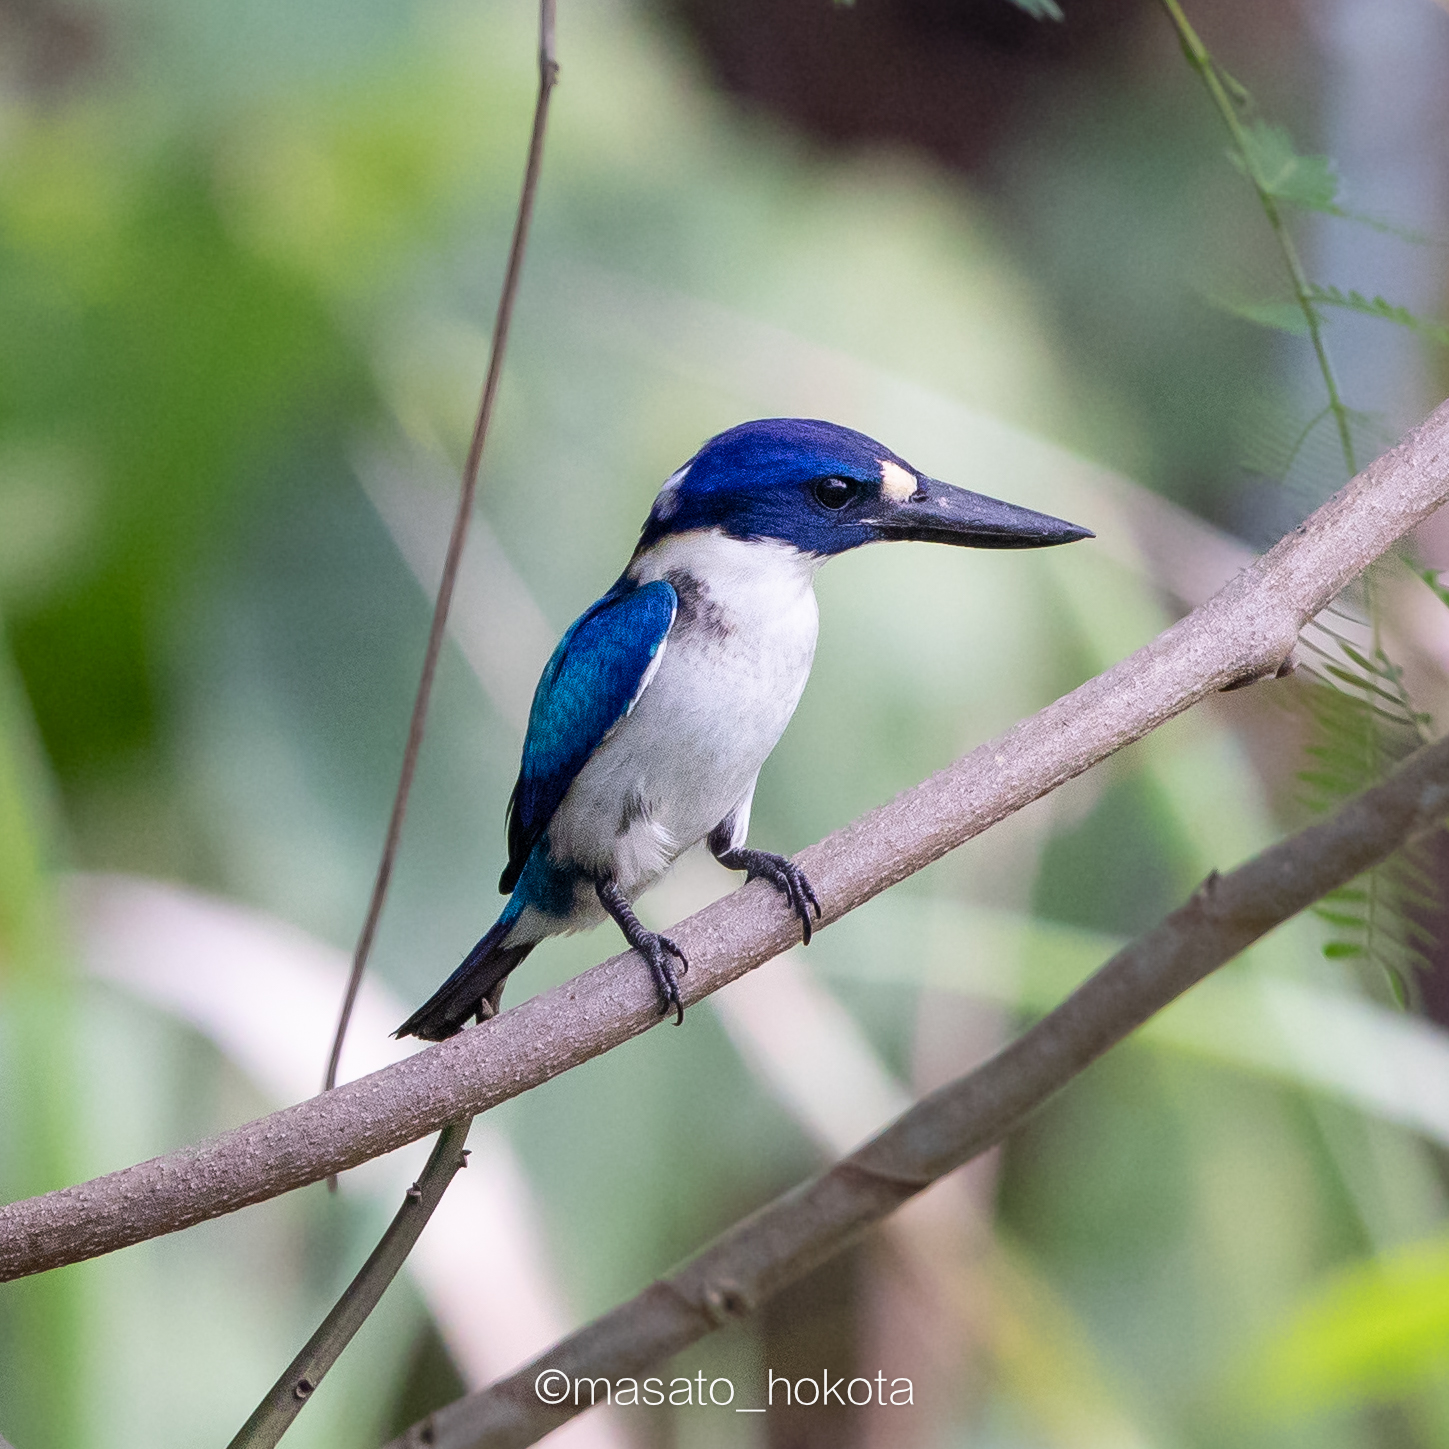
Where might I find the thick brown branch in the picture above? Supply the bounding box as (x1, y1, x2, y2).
(2, 400, 1449, 1281)
(395, 732, 1449, 1449)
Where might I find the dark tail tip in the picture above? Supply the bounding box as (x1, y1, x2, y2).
(396, 924, 535, 1041)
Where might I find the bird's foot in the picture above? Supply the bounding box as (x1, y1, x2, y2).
(596, 879, 690, 1024)
(718, 848, 822, 945)
(636, 930, 689, 1025)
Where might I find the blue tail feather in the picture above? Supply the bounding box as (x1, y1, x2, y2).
(395, 908, 534, 1041)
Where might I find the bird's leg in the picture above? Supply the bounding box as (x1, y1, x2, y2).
(707, 825, 822, 945)
(595, 879, 689, 1025)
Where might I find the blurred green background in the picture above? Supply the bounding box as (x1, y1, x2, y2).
(4, 0, 1449, 1446)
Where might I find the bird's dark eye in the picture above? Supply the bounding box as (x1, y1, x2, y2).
(813, 476, 858, 510)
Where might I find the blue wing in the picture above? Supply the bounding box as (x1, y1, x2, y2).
(500, 579, 678, 893)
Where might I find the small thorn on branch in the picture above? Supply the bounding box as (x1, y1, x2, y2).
(702, 1280, 752, 1324)
(1221, 654, 1296, 691)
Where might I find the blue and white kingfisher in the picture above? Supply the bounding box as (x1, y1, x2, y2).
(397, 418, 1091, 1040)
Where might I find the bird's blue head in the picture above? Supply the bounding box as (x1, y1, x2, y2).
(634, 418, 1091, 559)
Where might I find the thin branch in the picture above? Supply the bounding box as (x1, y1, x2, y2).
(228, 1120, 472, 1449)
(389, 731, 1449, 1449)
(323, 0, 559, 1097)
(1156, 0, 1357, 474)
(3, 398, 1449, 1282)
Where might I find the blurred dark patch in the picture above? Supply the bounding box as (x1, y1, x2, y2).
(1405, 828, 1449, 1034)
(657, 0, 1144, 173)
(383, 1322, 468, 1437)
(656, 0, 1314, 529)
(0, 0, 103, 92)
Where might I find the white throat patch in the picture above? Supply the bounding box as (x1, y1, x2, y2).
(879, 458, 916, 501)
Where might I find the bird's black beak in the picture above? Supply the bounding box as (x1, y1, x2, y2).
(870, 477, 1093, 549)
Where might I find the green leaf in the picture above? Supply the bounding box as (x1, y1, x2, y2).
(1306, 284, 1449, 348)
(1232, 121, 1340, 211)
(1321, 665, 1408, 707)
(1293, 643, 1435, 997)
(1385, 964, 1410, 1009)
(1313, 909, 1365, 930)
(1241, 1235, 1449, 1413)
(1421, 569, 1449, 609)
(1206, 292, 1311, 336)
(1338, 641, 1378, 675)
(1224, 120, 1424, 237)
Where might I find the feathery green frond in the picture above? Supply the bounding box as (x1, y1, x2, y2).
(1211, 283, 1449, 351)
(1306, 284, 1449, 348)
(1234, 402, 1391, 516)
(1237, 402, 1332, 481)
(1228, 121, 1432, 241)
(1296, 613, 1438, 1003)
(1230, 121, 1340, 212)
(1208, 293, 1311, 336)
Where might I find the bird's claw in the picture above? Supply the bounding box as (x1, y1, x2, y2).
(595, 878, 690, 1025)
(638, 932, 689, 1025)
(744, 854, 822, 945)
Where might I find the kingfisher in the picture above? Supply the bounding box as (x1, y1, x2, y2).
(397, 418, 1091, 1040)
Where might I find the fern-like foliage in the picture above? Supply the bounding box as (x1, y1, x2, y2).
(1228, 120, 1432, 241)
(1164, 6, 1447, 1004)
(1211, 287, 1449, 349)
(1229, 120, 1341, 213)
(1306, 285, 1449, 348)
(1297, 608, 1437, 1005)
(1204, 118, 1449, 354)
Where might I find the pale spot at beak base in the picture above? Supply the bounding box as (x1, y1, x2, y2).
(879, 458, 916, 502)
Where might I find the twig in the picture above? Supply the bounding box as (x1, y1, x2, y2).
(323, 0, 559, 1098)
(228, 1120, 472, 1449)
(1156, 0, 1357, 475)
(3, 397, 1449, 1281)
(391, 732, 1449, 1449)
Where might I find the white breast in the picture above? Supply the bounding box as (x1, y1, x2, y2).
(546, 530, 820, 896)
